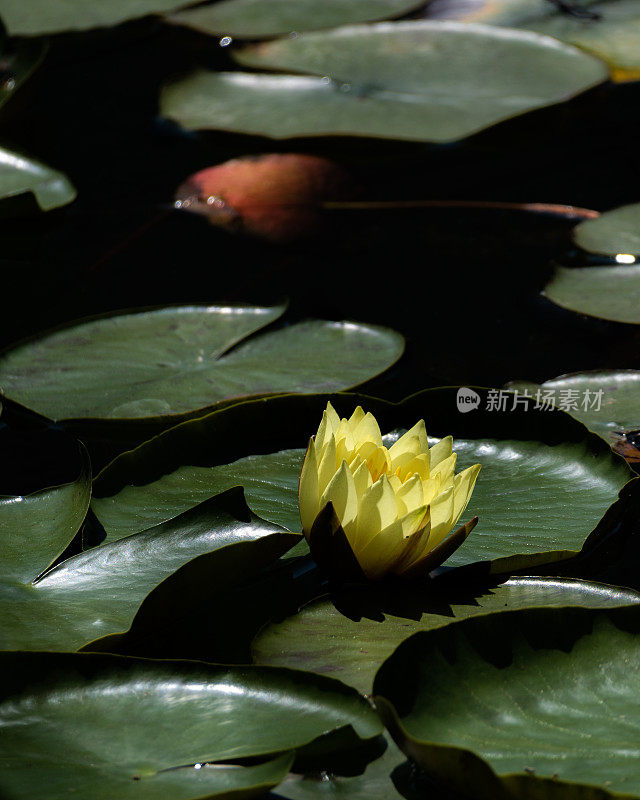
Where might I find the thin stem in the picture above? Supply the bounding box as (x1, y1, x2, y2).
(322, 199, 600, 220)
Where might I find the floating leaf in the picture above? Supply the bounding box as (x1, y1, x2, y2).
(168, 0, 425, 38)
(544, 263, 640, 324)
(92, 390, 635, 575)
(161, 21, 608, 142)
(274, 735, 408, 800)
(0, 440, 91, 583)
(507, 371, 640, 442)
(0, 39, 46, 110)
(0, 650, 382, 800)
(0, 145, 76, 211)
(0, 304, 403, 421)
(374, 605, 640, 799)
(253, 577, 640, 694)
(1, 483, 298, 651)
(573, 200, 640, 256)
(0, 0, 195, 35)
(425, 0, 640, 81)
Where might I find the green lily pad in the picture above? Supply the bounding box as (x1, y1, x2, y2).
(0, 0, 196, 35)
(0, 650, 382, 800)
(0, 39, 47, 110)
(168, 0, 425, 38)
(573, 201, 640, 256)
(161, 21, 608, 142)
(507, 371, 640, 441)
(1, 480, 298, 651)
(544, 263, 640, 324)
(274, 735, 407, 800)
(374, 604, 640, 799)
(0, 304, 403, 421)
(425, 0, 640, 79)
(253, 577, 640, 694)
(1, 441, 91, 583)
(92, 389, 635, 576)
(0, 145, 77, 211)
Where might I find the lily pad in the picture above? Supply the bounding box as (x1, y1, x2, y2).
(0, 0, 195, 35)
(253, 577, 640, 694)
(543, 263, 640, 324)
(92, 389, 635, 576)
(0, 145, 77, 211)
(1, 440, 91, 583)
(374, 604, 640, 799)
(161, 21, 608, 142)
(0, 39, 47, 110)
(0, 650, 382, 800)
(573, 200, 640, 256)
(274, 735, 408, 800)
(507, 371, 640, 441)
(1, 481, 298, 651)
(425, 0, 640, 80)
(0, 303, 403, 421)
(168, 0, 425, 38)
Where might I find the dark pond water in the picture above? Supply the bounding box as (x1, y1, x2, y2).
(1, 17, 640, 487)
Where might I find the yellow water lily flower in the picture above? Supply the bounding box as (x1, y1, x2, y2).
(299, 402, 481, 580)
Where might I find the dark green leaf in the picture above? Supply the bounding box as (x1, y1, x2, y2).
(1, 485, 298, 651)
(0, 39, 46, 110)
(92, 390, 634, 575)
(273, 735, 407, 800)
(507, 371, 640, 441)
(0, 145, 76, 211)
(0, 304, 403, 421)
(161, 21, 607, 142)
(374, 605, 640, 799)
(168, 0, 425, 38)
(0, 650, 382, 799)
(544, 264, 640, 324)
(253, 577, 640, 694)
(0, 443, 91, 584)
(425, 0, 640, 79)
(0, 0, 195, 35)
(573, 201, 640, 255)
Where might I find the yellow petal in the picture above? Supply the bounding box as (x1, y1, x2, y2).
(425, 485, 455, 550)
(421, 476, 440, 506)
(389, 419, 427, 463)
(321, 460, 358, 536)
(428, 436, 453, 469)
(299, 437, 320, 538)
(355, 474, 398, 548)
(399, 453, 430, 482)
(348, 405, 366, 430)
(316, 402, 340, 451)
(451, 463, 481, 527)
(335, 418, 355, 452)
(356, 441, 391, 482)
(430, 452, 457, 485)
(395, 474, 424, 516)
(317, 434, 338, 495)
(353, 411, 383, 447)
(352, 457, 373, 499)
(336, 433, 354, 466)
(357, 505, 427, 579)
(389, 435, 423, 475)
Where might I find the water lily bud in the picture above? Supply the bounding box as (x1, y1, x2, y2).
(299, 403, 481, 581)
(174, 153, 354, 242)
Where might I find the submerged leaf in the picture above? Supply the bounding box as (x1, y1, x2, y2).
(175, 153, 355, 241)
